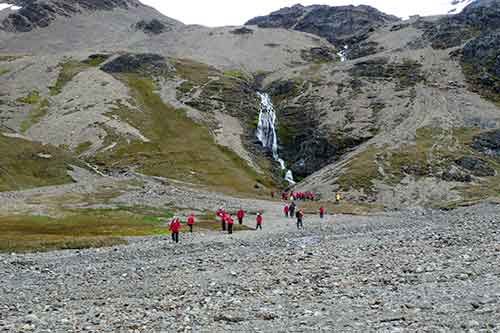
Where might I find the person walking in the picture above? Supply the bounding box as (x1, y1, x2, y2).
(169, 217, 181, 243)
(296, 209, 304, 230)
(217, 207, 227, 231)
(319, 207, 325, 219)
(227, 215, 234, 234)
(284, 205, 289, 218)
(256, 212, 263, 230)
(289, 202, 296, 218)
(237, 209, 245, 225)
(187, 213, 195, 233)
(336, 192, 341, 204)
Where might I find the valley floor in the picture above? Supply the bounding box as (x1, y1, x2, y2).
(0, 197, 499, 331)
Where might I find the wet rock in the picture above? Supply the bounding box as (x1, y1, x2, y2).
(472, 129, 500, 158)
(455, 156, 496, 177)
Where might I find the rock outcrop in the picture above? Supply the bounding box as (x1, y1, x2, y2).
(1, 0, 142, 32)
(246, 4, 399, 45)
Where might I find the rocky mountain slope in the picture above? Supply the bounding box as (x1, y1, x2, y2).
(247, 0, 500, 207)
(246, 4, 400, 46)
(1, 0, 499, 208)
(0, 0, 336, 195)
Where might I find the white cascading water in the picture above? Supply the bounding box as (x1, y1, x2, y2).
(256, 92, 295, 184)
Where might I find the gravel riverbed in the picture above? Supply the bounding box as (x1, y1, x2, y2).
(1, 202, 499, 332)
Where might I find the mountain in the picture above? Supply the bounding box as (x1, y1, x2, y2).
(246, 4, 400, 46)
(0, 0, 335, 195)
(1, 0, 499, 208)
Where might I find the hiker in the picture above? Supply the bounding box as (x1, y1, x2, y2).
(256, 212, 263, 230)
(217, 207, 227, 231)
(187, 213, 195, 233)
(289, 202, 296, 218)
(227, 214, 234, 234)
(336, 192, 341, 204)
(296, 209, 304, 229)
(319, 207, 325, 219)
(284, 204, 289, 218)
(169, 217, 181, 243)
(237, 208, 245, 225)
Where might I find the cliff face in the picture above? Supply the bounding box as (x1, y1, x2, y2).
(0, 0, 145, 32)
(246, 4, 400, 45)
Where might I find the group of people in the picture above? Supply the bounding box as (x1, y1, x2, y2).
(281, 191, 316, 201)
(168, 191, 340, 243)
(215, 207, 253, 234)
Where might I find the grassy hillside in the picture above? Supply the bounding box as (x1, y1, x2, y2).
(0, 135, 81, 192)
(91, 74, 273, 195)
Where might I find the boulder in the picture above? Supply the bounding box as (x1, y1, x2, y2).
(101, 53, 172, 76)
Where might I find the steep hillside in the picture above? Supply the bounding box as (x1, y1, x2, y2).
(265, 0, 500, 207)
(1, 0, 499, 207)
(0, 0, 336, 195)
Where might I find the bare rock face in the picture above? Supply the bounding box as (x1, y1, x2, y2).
(134, 19, 169, 35)
(421, 0, 500, 49)
(1, 0, 142, 32)
(472, 129, 500, 157)
(101, 53, 172, 76)
(462, 31, 500, 96)
(246, 4, 399, 45)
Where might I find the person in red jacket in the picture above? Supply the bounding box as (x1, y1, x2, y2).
(284, 205, 290, 218)
(217, 207, 226, 231)
(256, 212, 263, 230)
(237, 209, 245, 225)
(187, 213, 195, 233)
(319, 207, 325, 219)
(227, 215, 235, 234)
(169, 217, 181, 243)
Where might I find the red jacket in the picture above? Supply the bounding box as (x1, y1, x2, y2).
(187, 215, 195, 225)
(237, 210, 245, 219)
(284, 206, 289, 213)
(169, 219, 181, 233)
(319, 207, 325, 214)
(227, 216, 234, 225)
(219, 211, 227, 222)
(256, 214, 263, 225)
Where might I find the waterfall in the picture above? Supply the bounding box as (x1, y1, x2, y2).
(337, 45, 349, 62)
(256, 92, 295, 184)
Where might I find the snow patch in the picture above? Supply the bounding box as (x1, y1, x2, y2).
(0, 3, 21, 11)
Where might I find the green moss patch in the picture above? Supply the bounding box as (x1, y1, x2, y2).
(0, 135, 81, 192)
(17, 91, 41, 105)
(50, 61, 91, 96)
(0, 68, 10, 76)
(337, 146, 380, 194)
(0, 55, 23, 62)
(82, 54, 110, 67)
(173, 58, 220, 85)
(75, 141, 93, 155)
(20, 98, 49, 133)
(0, 209, 169, 253)
(93, 74, 272, 195)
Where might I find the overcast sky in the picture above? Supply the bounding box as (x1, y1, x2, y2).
(140, 0, 463, 27)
